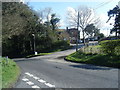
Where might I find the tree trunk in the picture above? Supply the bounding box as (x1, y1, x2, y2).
(83, 30, 85, 45)
(115, 30, 117, 37)
(30, 40, 33, 52)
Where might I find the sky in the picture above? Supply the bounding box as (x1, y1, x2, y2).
(24, 0, 120, 36)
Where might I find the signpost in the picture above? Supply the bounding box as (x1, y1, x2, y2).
(32, 34, 37, 55)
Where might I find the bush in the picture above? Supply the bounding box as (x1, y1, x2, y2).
(115, 46, 120, 55)
(52, 40, 70, 50)
(36, 40, 70, 53)
(100, 39, 120, 55)
(80, 45, 102, 54)
(65, 51, 120, 68)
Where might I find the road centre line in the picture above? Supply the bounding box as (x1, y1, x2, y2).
(38, 79, 46, 83)
(31, 85, 40, 88)
(26, 81, 34, 85)
(45, 82, 55, 87)
(22, 78, 29, 81)
(25, 72, 31, 75)
(24, 72, 56, 88)
(33, 76, 39, 80)
(25, 72, 34, 77)
(22, 77, 40, 88)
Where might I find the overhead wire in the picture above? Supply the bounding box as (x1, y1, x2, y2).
(94, 0, 114, 10)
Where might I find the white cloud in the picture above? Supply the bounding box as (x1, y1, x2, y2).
(118, 1, 120, 8)
(20, 0, 25, 3)
(99, 13, 115, 36)
(18, 0, 117, 2)
(66, 7, 115, 36)
(67, 7, 76, 13)
(66, 7, 77, 27)
(57, 19, 65, 27)
(60, 20, 65, 27)
(67, 7, 77, 17)
(99, 13, 114, 29)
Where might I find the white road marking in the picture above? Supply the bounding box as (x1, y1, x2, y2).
(26, 81, 34, 85)
(45, 82, 55, 87)
(38, 79, 46, 83)
(24, 72, 55, 88)
(31, 85, 40, 88)
(25, 72, 34, 77)
(25, 72, 31, 75)
(33, 76, 39, 80)
(29, 74, 34, 77)
(22, 78, 29, 81)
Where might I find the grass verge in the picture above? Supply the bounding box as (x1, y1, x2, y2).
(1, 57, 20, 88)
(65, 51, 120, 68)
(80, 45, 102, 54)
(26, 45, 73, 58)
(26, 47, 73, 58)
(26, 53, 52, 58)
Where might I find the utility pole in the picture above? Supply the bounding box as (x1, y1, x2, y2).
(32, 34, 35, 53)
(76, 11, 79, 52)
(32, 34, 37, 55)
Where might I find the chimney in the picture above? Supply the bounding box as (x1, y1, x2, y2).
(66, 27, 68, 30)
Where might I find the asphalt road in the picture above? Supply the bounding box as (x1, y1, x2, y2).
(14, 46, 118, 88)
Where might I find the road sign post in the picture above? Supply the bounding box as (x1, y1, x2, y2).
(32, 34, 37, 55)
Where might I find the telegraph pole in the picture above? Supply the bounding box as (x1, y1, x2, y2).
(76, 11, 79, 52)
(32, 34, 37, 55)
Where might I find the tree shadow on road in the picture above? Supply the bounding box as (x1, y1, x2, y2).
(69, 64, 112, 70)
(56, 56, 67, 59)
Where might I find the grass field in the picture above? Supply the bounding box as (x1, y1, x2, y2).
(1, 57, 20, 88)
(26, 52, 52, 58)
(26, 46, 73, 58)
(80, 45, 102, 54)
(66, 45, 120, 68)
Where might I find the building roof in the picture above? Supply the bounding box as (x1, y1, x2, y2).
(57, 29, 65, 32)
(67, 28, 77, 31)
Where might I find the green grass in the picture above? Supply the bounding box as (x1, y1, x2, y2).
(26, 45, 73, 58)
(26, 47, 72, 58)
(65, 51, 120, 68)
(26, 53, 52, 58)
(80, 45, 102, 54)
(1, 57, 20, 88)
(0, 61, 1, 89)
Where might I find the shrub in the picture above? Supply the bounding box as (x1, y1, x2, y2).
(36, 40, 70, 53)
(52, 40, 70, 50)
(100, 39, 120, 55)
(80, 45, 102, 54)
(115, 46, 120, 55)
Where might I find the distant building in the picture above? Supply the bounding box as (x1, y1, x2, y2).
(56, 29, 70, 41)
(66, 27, 80, 43)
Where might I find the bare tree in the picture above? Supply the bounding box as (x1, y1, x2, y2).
(67, 6, 100, 44)
(44, 7, 52, 22)
(37, 7, 52, 24)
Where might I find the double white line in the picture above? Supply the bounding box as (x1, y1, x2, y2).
(22, 72, 55, 88)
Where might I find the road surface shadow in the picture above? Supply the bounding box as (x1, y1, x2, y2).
(69, 64, 112, 70)
(14, 58, 41, 62)
(56, 56, 67, 59)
